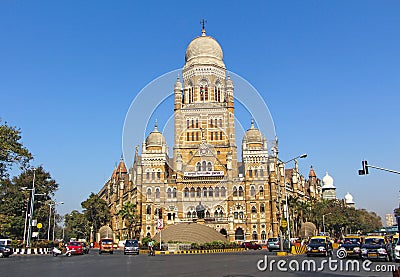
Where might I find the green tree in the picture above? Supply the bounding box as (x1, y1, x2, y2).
(0, 119, 32, 179)
(0, 166, 59, 239)
(118, 201, 138, 239)
(394, 207, 400, 218)
(64, 210, 89, 241)
(81, 193, 110, 234)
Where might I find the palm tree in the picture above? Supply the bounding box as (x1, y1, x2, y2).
(118, 201, 137, 239)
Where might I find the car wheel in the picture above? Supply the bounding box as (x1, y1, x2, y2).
(67, 252, 72, 257)
(0, 252, 4, 258)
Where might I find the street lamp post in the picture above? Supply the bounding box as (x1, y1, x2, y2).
(278, 154, 307, 249)
(323, 212, 332, 235)
(52, 201, 64, 241)
(47, 202, 53, 241)
(26, 168, 36, 248)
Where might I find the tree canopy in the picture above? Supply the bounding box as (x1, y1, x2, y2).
(81, 193, 110, 233)
(0, 119, 32, 179)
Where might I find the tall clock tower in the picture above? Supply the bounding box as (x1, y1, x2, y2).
(173, 26, 238, 179)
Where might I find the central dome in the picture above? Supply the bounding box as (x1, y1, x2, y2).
(184, 30, 225, 68)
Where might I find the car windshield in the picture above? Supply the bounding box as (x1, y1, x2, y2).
(102, 240, 113, 245)
(68, 242, 81, 246)
(310, 238, 326, 244)
(343, 238, 361, 244)
(125, 240, 139, 247)
(268, 238, 279, 242)
(364, 238, 384, 245)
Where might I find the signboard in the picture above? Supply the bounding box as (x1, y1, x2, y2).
(281, 219, 288, 229)
(32, 219, 37, 227)
(37, 223, 42, 229)
(157, 219, 163, 230)
(32, 232, 38, 238)
(184, 171, 224, 177)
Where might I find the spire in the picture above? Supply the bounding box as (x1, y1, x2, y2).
(251, 118, 255, 129)
(200, 19, 207, 36)
(154, 120, 158, 131)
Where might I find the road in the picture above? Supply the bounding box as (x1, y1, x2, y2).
(0, 250, 398, 277)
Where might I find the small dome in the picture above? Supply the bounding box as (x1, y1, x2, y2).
(174, 76, 182, 90)
(145, 123, 166, 147)
(184, 30, 225, 68)
(322, 172, 335, 189)
(345, 192, 355, 204)
(309, 166, 316, 178)
(243, 119, 263, 145)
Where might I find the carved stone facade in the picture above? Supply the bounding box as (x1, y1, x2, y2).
(98, 28, 322, 242)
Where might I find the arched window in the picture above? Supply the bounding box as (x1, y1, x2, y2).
(190, 187, 195, 197)
(152, 172, 155, 180)
(200, 86, 204, 101)
(220, 132, 222, 140)
(187, 119, 190, 129)
(259, 186, 264, 197)
(219, 118, 222, 127)
(202, 161, 206, 171)
(210, 118, 213, 127)
(252, 231, 258, 240)
(207, 162, 212, 171)
(192, 211, 196, 218)
(157, 171, 161, 179)
(238, 186, 244, 197)
(234, 212, 238, 219)
(211, 132, 213, 140)
(233, 186, 238, 197)
(261, 231, 266, 240)
(260, 203, 265, 213)
(184, 187, 189, 197)
(249, 170, 253, 178)
(196, 119, 198, 128)
(235, 228, 244, 241)
(251, 206, 257, 213)
(208, 187, 213, 197)
(146, 172, 150, 180)
(221, 187, 226, 197)
(196, 187, 201, 197)
(191, 132, 194, 141)
(204, 86, 208, 101)
(214, 211, 219, 218)
(250, 186, 256, 197)
(146, 205, 151, 215)
(219, 210, 223, 218)
(187, 211, 191, 218)
(147, 188, 151, 198)
(187, 132, 190, 141)
(239, 212, 244, 219)
(215, 187, 220, 197)
(173, 188, 177, 198)
(255, 169, 258, 177)
(155, 188, 160, 199)
(260, 168, 264, 177)
(196, 132, 199, 141)
(205, 210, 210, 218)
(196, 162, 201, 172)
(167, 188, 172, 198)
(203, 187, 207, 197)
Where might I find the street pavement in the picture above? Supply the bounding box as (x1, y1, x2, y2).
(0, 249, 398, 277)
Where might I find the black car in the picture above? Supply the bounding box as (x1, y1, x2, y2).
(337, 236, 362, 258)
(361, 236, 392, 262)
(306, 236, 333, 257)
(0, 244, 13, 258)
(124, 239, 139, 255)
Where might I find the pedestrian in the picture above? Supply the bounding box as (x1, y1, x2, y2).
(148, 239, 155, 256)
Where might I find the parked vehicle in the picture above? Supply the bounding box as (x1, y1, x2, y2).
(0, 241, 12, 258)
(361, 236, 392, 262)
(124, 239, 140, 255)
(99, 238, 114, 254)
(306, 236, 333, 257)
(242, 241, 262, 250)
(337, 235, 362, 259)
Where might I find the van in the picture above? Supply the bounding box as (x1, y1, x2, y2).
(0, 239, 11, 247)
(99, 238, 114, 254)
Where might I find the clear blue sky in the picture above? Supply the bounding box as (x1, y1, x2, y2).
(1, 1, 399, 222)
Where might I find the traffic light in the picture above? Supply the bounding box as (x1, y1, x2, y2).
(158, 208, 162, 219)
(358, 160, 369, 175)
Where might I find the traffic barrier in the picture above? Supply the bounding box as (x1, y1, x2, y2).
(144, 248, 246, 255)
(291, 245, 307, 255)
(13, 248, 51, 255)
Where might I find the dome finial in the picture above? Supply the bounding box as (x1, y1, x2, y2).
(200, 19, 207, 36)
(154, 119, 158, 131)
(251, 118, 255, 128)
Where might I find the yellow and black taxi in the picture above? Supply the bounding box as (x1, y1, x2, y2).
(306, 235, 333, 257)
(361, 236, 392, 262)
(337, 235, 363, 258)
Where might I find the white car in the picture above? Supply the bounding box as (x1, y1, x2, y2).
(394, 242, 400, 262)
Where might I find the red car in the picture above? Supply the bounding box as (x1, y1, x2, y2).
(67, 241, 84, 255)
(242, 241, 262, 250)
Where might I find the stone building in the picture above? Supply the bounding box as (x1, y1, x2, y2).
(98, 27, 322, 243)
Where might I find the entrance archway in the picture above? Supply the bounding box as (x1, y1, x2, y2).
(220, 228, 227, 237)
